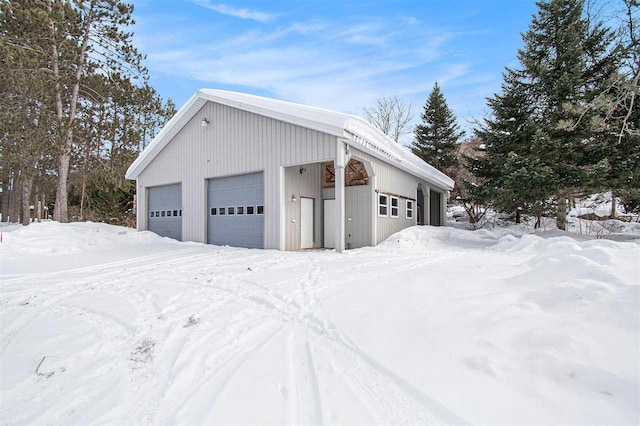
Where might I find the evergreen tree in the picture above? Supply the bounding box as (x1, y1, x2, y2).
(412, 82, 464, 173)
(518, 0, 618, 229)
(467, 69, 555, 226)
(468, 0, 619, 229)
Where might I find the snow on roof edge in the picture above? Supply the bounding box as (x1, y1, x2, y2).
(126, 89, 454, 191)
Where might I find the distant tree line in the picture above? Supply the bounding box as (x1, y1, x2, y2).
(0, 0, 175, 226)
(366, 0, 639, 229)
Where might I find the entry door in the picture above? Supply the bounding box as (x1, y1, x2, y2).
(430, 190, 442, 226)
(300, 197, 314, 249)
(323, 199, 335, 248)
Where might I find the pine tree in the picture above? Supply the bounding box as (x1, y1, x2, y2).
(468, 0, 619, 229)
(412, 82, 464, 173)
(518, 0, 618, 229)
(467, 69, 555, 226)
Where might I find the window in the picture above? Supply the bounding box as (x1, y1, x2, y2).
(246, 206, 255, 215)
(161, 211, 166, 217)
(237, 206, 244, 215)
(150, 211, 155, 218)
(173, 210, 178, 216)
(219, 207, 226, 216)
(378, 194, 388, 216)
(210, 207, 217, 216)
(155, 211, 160, 217)
(406, 200, 414, 219)
(228, 207, 235, 215)
(390, 197, 399, 218)
(257, 205, 264, 215)
(167, 210, 172, 217)
(179, 210, 182, 216)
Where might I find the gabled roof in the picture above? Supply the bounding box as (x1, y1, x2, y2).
(126, 89, 454, 191)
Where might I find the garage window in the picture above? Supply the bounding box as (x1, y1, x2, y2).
(378, 194, 388, 217)
(237, 206, 244, 215)
(173, 210, 178, 216)
(390, 197, 399, 218)
(161, 211, 166, 217)
(257, 205, 264, 215)
(228, 207, 235, 215)
(247, 206, 254, 215)
(210, 207, 217, 216)
(219, 207, 226, 216)
(406, 200, 414, 219)
(150, 211, 155, 218)
(179, 210, 182, 216)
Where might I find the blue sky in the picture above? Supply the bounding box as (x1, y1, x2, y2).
(131, 1, 540, 137)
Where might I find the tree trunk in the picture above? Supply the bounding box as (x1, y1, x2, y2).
(556, 192, 567, 230)
(534, 211, 542, 229)
(50, 0, 96, 223)
(80, 174, 87, 221)
(54, 150, 70, 222)
(1, 177, 10, 222)
(610, 189, 616, 218)
(21, 176, 33, 226)
(9, 178, 21, 223)
(515, 208, 521, 224)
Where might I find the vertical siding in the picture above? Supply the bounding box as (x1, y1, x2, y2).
(137, 101, 336, 249)
(321, 184, 372, 249)
(284, 163, 323, 250)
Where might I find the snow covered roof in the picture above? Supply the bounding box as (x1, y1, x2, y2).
(126, 89, 454, 190)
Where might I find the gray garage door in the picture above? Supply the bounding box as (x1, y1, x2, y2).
(148, 184, 182, 240)
(208, 172, 264, 248)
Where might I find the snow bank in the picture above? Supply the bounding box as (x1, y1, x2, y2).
(1, 222, 638, 425)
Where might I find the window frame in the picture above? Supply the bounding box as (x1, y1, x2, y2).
(257, 205, 264, 215)
(210, 207, 217, 216)
(236, 206, 244, 215)
(390, 196, 399, 218)
(406, 200, 414, 219)
(219, 207, 226, 216)
(246, 206, 255, 215)
(378, 194, 389, 217)
(150, 211, 155, 218)
(227, 206, 235, 215)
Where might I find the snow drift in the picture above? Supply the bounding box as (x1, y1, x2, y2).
(1, 222, 638, 425)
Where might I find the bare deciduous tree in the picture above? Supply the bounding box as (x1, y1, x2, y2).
(363, 95, 413, 143)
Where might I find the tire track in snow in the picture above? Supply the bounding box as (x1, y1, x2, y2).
(184, 253, 466, 425)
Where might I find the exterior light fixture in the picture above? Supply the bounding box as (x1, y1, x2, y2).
(299, 167, 307, 174)
(201, 118, 210, 127)
(291, 195, 297, 203)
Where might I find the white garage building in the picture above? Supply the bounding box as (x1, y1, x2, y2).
(125, 90, 454, 252)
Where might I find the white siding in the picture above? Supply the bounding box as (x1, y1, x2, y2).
(284, 163, 323, 250)
(349, 148, 447, 243)
(322, 183, 372, 249)
(137, 101, 336, 248)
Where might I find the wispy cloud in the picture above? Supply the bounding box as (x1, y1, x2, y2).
(192, 1, 276, 22)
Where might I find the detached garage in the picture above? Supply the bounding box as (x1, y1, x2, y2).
(126, 89, 454, 252)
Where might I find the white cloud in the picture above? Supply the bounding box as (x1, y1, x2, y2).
(192, 1, 276, 22)
(137, 11, 479, 122)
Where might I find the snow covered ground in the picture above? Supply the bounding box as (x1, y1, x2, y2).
(1, 222, 638, 425)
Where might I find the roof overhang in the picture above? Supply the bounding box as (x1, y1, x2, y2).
(126, 89, 454, 192)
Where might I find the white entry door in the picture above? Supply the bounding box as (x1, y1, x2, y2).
(300, 197, 314, 249)
(323, 199, 335, 248)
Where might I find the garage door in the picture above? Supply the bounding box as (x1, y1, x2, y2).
(208, 172, 264, 248)
(148, 184, 182, 240)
